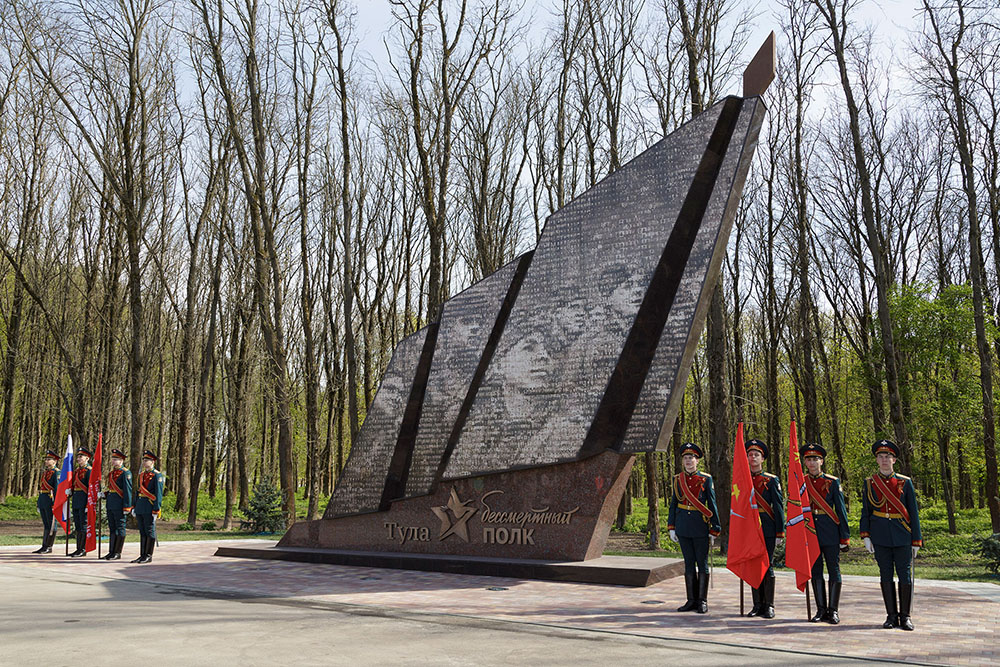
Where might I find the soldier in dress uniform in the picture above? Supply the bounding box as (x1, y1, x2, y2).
(132, 450, 164, 564)
(860, 439, 922, 631)
(68, 446, 92, 558)
(746, 438, 784, 619)
(102, 449, 133, 561)
(801, 443, 850, 624)
(33, 450, 61, 554)
(668, 442, 721, 614)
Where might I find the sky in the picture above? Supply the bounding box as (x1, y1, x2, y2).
(347, 0, 926, 85)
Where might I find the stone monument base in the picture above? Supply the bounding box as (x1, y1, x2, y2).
(280, 452, 636, 562)
(214, 545, 684, 587)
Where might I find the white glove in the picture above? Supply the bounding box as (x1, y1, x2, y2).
(65, 489, 72, 497)
(669, 529, 678, 543)
(130, 509, 135, 517)
(710, 535, 716, 548)
(864, 537, 874, 553)
(912, 546, 920, 559)
(840, 543, 850, 552)
(776, 538, 784, 547)
(97, 492, 105, 499)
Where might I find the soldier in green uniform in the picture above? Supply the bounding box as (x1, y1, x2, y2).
(131, 450, 164, 564)
(746, 439, 784, 619)
(668, 442, 721, 614)
(860, 439, 922, 631)
(33, 450, 60, 554)
(801, 443, 850, 624)
(101, 449, 133, 561)
(68, 446, 92, 558)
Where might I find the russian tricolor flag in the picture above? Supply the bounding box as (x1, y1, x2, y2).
(52, 434, 74, 534)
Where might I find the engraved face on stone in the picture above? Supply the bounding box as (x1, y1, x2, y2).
(322, 96, 766, 522)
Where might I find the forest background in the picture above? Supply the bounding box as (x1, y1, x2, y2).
(0, 0, 998, 572)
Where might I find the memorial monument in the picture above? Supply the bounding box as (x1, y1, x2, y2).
(218, 36, 775, 586)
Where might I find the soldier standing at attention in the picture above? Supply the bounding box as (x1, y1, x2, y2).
(801, 443, 850, 624)
(132, 450, 164, 564)
(746, 439, 784, 619)
(102, 449, 133, 561)
(860, 439, 922, 631)
(668, 442, 721, 614)
(33, 451, 61, 554)
(68, 446, 92, 558)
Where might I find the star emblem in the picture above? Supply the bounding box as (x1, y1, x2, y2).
(732, 483, 741, 502)
(431, 488, 478, 542)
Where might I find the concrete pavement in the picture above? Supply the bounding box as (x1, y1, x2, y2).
(2, 541, 996, 666)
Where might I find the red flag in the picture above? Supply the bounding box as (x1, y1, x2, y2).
(726, 422, 770, 588)
(784, 420, 820, 591)
(85, 433, 102, 553)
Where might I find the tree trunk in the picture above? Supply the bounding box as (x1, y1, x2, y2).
(645, 452, 660, 549)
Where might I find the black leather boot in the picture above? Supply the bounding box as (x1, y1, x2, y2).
(827, 581, 842, 624)
(898, 583, 914, 631)
(113, 534, 124, 560)
(760, 574, 776, 618)
(102, 535, 117, 560)
(880, 581, 898, 628)
(676, 572, 698, 612)
(747, 586, 762, 616)
(70, 532, 86, 557)
(695, 571, 709, 613)
(131, 535, 147, 563)
(34, 531, 54, 554)
(141, 537, 154, 564)
(810, 577, 827, 622)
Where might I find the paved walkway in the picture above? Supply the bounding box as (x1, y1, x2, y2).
(2, 541, 996, 665)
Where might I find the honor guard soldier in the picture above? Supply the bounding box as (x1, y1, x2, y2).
(801, 443, 850, 624)
(69, 446, 92, 557)
(668, 443, 721, 614)
(33, 450, 60, 554)
(746, 438, 784, 618)
(132, 450, 164, 564)
(860, 440, 922, 631)
(102, 449, 133, 561)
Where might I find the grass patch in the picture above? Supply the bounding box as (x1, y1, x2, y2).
(612, 495, 1000, 584)
(0, 530, 279, 547)
(0, 487, 325, 523)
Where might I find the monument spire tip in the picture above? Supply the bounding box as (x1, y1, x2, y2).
(743, 31, 776, 98)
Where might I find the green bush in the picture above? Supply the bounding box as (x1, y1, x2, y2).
(177, 522, 194, 531)
(200, 521, 216, 531)
(922, 505, 947, 521)
(241, 477, 284, 533)
(974, 533, 1000, 574)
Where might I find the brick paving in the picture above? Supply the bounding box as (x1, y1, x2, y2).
(3, 540, 997, 665)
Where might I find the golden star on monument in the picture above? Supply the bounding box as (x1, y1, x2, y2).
(432, 488, 477, 542)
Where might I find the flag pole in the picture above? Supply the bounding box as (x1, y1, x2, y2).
(740, 580, 744, 616)
(709, 541, 714, 590)
(97, 489, 103, 559)
(806, 581, 812, 620)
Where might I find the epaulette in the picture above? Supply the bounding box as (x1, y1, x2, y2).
(761, 472, 777, 479)
(894, 473, 911, 480)
(823, 473, 839, 481)
(698, 471, 712, 478)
